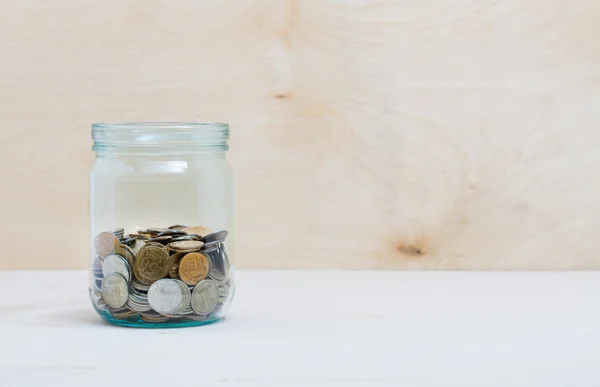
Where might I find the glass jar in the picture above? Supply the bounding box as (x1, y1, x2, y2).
(89, 122, 234, 328)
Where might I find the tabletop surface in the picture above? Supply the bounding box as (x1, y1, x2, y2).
(1, 270, 599, 387)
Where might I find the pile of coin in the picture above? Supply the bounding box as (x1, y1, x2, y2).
(90, 225, 233, 323)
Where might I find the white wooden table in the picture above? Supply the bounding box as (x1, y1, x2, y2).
(1, 271, 599, 387)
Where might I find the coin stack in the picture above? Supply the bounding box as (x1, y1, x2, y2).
(90, 225, 233, 324)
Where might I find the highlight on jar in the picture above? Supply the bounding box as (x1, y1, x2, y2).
(90, 225, 233, 326)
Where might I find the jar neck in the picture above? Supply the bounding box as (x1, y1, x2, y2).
(92, 122, 229, 158)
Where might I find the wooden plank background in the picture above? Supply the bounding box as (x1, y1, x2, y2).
(0, 0, 599, 270)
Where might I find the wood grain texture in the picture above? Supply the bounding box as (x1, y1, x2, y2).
(0, 0, 599, 270)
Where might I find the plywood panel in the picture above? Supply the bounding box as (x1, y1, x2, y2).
(0, 0, 599, 270)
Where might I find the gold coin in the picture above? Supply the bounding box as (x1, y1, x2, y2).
(94, 232, 119, 258)
(133, 245, 172, 285)
(168, 252, 185, 279)
(183, 226, 212, 237)
(168, 263, 179, 279)
(168, 240, 204, 253)
(143, 241, 170, 252)
(178, 252, 210, 286)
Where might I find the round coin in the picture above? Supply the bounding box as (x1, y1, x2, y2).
(202, 230, 228, 244)
(168, 263, 179, 279)
(147, 236, 173, 244)
(168, 224, 187, 230)
(171, 235, 201, 242)
(142, 241, 169, 252)
(101, 273, 129, 308)
(133, 245, 172, 285)
(111, 309, 138, 319)
(129, 233, 150, 240)
(140, 312, 170, 323)
(147, 279, 191, 315)
(113, 244, 134, 267)
(191, 279, 219, 315)
(147, 228, 169, 235)
(122, 236, 138, 246)
(183, 226, 212, 237)
(94, 232, 119, 258)
(102, 254, 131, 282)
(178, 252, 210, 286)
(206, 247, 228, 283)
(157, 229, 187, 237)
(112, 227, 125, 237)
(131, 278, 150, 292)
(169, 240, 204, 253)
(121, 244, 136, 263)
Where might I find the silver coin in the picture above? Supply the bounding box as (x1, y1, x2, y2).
(147, 279, 191, 315)
(101, 273, 129, 308)
(179, 305, 194, 315)
(131, 278, 150, 292)
(127, 297, 152, 312)
(157, 229, 187, 237)
(92, 257, 104, 279)
(102, 254, 131, 282)
(202, 230, 228, 244)
(93, 278, 103, 291)
(90, 289, 106, 307)
(191, 279, 219, 315)
(128, 292, 147, 303)
(171, 235, 201, 242)
(201, 241, 221, 251)
(206, 245, 229, 283)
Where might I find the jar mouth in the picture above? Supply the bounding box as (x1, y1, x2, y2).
(92, 121, 229, 151)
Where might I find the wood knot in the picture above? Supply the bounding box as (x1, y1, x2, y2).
(396, 241, 427, 258)
(272, 92, 292, 99)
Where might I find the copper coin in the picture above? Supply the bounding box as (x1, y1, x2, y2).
(94, 232, 119, 258)
(168, 240, 204, 253)
(178, 252, 211, 286)
(133, 245, 172, 285)
(183, 226, 212, 237)
(168, 252, 185, 279)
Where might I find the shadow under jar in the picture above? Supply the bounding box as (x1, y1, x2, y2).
(89, 122, 235, 328)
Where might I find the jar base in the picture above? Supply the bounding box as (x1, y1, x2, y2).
(96, 308, 224, 329)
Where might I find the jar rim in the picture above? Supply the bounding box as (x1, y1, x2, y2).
(92, 121, 230, 152)
(92, 121, 230, 131)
